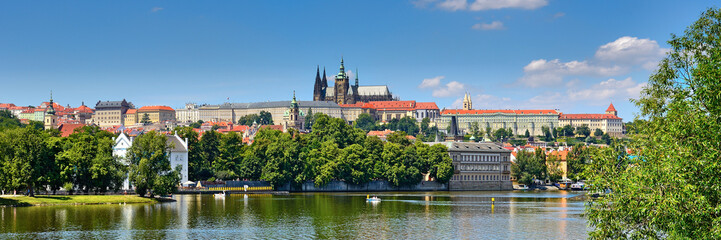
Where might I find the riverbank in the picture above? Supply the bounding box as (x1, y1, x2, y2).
(0, 195, 163, 207)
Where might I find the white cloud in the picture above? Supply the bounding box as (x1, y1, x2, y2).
(594, 36, 668, 70)
(438, 0, 467, 11)
(433, 0, 547, 11)
(433, 81, 466, 97)
(469, 0, 548, 11)
(472, 21, 505, 30)
(151, 7, 164, 12)
(418, 76, 444, 89)
(516, 36, 667, 88)
(567, 77, 645, 102)
(518, 59, 623, 87)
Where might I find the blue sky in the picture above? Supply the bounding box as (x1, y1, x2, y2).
(0, 1, 716, 120)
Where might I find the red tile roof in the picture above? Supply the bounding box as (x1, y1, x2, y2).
(0, 103, 16, 108)
(441, 109, 560, 115)
(138, 106, 174, 112)
(261, 125, 283, 131)
(415, 102, 439, 110)
(74, 105, 94, 113)
(606, 103, 616, 112)
(58, 123, 87, 137)
(547, 150, 569, 161)
(559, 113, 621, 120)
(126, 109, 137, 114)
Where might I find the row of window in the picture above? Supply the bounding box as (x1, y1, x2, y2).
(457, 154, 506, 162)
(452, 174, 509, 181)
(457, 164, 501, 171)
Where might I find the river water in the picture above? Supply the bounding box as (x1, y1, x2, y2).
(0, 191, 589, 239)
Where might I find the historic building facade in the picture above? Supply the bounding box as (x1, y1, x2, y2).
(312, 58, 395, 104)
(559, 103, 624, 137)
(428, 142, 513, 190)
(282, 92, 305, 131)
(439, 109, 561, 136)
(92, 99, 134, 127)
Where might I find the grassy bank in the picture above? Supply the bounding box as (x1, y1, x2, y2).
(0, 195, 159, 207)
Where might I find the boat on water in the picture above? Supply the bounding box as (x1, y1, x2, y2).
(214, 191, 226, 198)
(570, 182, 586, 191)
(516, 184, 529, 190)
(366, 195, 381, 202)
(557, 179, 573, 190)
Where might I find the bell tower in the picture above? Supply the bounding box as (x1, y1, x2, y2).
(463, 92, 472, 110)
(334, 57, 350, 104)
(44, 91, 58, 130)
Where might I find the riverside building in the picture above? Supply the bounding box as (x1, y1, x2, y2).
(428, 142, 513, 190)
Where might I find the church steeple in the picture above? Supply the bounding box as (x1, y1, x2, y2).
(46, 90, 56, 115)
(339, 57, 345, 75)
(322, 67, 327, 88)
(355, 68, 359, 86)
(313, 66, 323, 101)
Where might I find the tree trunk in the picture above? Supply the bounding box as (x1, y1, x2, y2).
(28, 185, 35, 197)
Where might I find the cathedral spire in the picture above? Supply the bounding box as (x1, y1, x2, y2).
(339, 57, 345, 74)
(322, 67, 327, 88)
(355, 68, 359, 86)
(46, 90, 56, 115)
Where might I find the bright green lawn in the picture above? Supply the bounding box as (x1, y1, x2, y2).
(0, 195, 158, 206)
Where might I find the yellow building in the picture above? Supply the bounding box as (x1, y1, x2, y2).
(137, 106, 176, 123)
(439, 109, 560, 136)
(123, 109, 138, 125)
(92, 100, 134, 127)
(558, 103, 623, 137)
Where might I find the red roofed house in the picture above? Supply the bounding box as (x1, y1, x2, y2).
(362, 100, 440, 123)
(440, 107, 561, 137)
(136, 106, 176, 124)
(58, 123, 87, 137)
(559, 103, 624, 137)
(367, 129, 416, 141)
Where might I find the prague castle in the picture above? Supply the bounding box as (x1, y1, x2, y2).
(313, 58, 395, 104)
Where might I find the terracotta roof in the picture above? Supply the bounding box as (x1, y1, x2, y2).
(126, 109, 137, 114)
(58, 123, 87, 137)
(441, 109, 560, 115)
(559, 113, 621, 120)
(368, 101, 416, 110)
(547, 150, 569, 161)
(260, 125, 283, 131)
(606, 103, 616, 112)
(138, 106, 174, 112)
(415, 102, 439, 110)
(74, 105, 94, 113)
(0, 103, 16, 108)
(339, 103, 365, 108)
(368, 129, 394, 137)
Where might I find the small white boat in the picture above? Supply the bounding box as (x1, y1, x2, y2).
(516, 184, 529, 190)
(570, 182, 586, 191)
(214, 191, 226, 198)
(366, 196, 381, 202)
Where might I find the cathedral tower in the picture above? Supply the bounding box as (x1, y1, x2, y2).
(463, 92, 472, 110)
(334, 58, 350, 104)
(313, 66, 324, 101)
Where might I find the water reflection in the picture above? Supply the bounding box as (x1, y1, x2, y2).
(0, 191, 588, 239)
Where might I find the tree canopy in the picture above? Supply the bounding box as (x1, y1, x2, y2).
(585, 8, 721, 239)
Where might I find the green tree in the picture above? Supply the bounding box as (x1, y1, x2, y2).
(353, 113, 376, 132)
(575, 125, 591, 138)
(304, 108, 314, 129)
(562, 125, 575, 137)
(386, 131, 412, 146)
(0, 110, 22, 131)
(510, 148, 547, 186)
(213, 131, 244, 180)
(188, 120, 203, 129)
(237, 114, 259, 126)
(601, 133, 611, 145)
(58, 126, 125, 193)
(259, 110, 274, 125)
(141, 113, 151, 124)
(586, 8, 721, 238)
(127, 131, 180, 197)
(198, 130, 221, 180)
(593, 128, 603, 137)
(524, 129, 530, 138)
(2, 127, 53, 197)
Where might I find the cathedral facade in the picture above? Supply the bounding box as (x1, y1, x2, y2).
(313, 58, 395, 104)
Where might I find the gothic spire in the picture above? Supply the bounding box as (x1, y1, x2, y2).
(322, 67, 328, 88)
(355, 68, 359, 86)
(339, 57, 345, 74)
